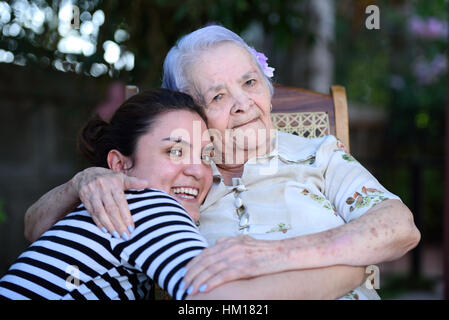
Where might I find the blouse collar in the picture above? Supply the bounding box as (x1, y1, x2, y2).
(200, 131, 320, 212)
(209, 130, 318, 179)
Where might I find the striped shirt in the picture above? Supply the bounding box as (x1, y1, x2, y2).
(0, 189, 208, 300)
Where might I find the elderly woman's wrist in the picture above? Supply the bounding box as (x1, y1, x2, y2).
(275, 238, 299, 269)
(68, 170, 85, 200)
(277, 237, 315, 270)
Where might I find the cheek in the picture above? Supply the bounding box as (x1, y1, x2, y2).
(158, 161, 182, 179)
(203, 167, 213, 185)
(200, 169, 213, 200)
(130, 164, 158, 182)
(206, 113, 229, 132)
(131, 156, 180, 189)
(253, 83, 272, 110)
(258, 93, 272, 113)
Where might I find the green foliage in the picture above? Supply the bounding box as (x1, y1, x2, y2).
(0, 199, 6, 224)
(378, 273, 435, 299)
(335, 0, 446, 242)
(336, 0, 446, 153)
(0, 0, 306, 86)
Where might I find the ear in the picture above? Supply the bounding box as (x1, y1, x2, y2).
(107, 149, 132, 173)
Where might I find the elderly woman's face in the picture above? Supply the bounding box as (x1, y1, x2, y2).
(189, 42, 273, 160)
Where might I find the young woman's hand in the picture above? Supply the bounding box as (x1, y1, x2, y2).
(72, 167, 149, 239)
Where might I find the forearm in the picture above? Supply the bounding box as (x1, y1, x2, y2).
(282, 199, 421, 269)
(188, 265, 366, 300)
(24, 179, 80, 242)
(181, 200, 420, 294)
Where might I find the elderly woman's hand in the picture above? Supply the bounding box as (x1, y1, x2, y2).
(72, 167, 149, 238)
(182, 235, 293, 295)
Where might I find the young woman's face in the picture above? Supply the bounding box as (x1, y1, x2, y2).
(127, 110, 213, 222)
(190, 42, 274, 160)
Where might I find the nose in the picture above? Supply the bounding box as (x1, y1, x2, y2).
(183, 147, 208, 180)
(230, 90, 252, 114)
(183, 163, 208, 181)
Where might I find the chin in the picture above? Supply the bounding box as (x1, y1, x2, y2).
(236, 138, 268, 153)
(190, 211, 200, 223)
(184, 205, 200, 222)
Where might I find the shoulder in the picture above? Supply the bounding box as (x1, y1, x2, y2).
(277, 131, 340, 162)
(124, 188, 192, 223)
(66, 188, 179, 214)
(124, 188, 182, 206)
(125, 188, 178, 203)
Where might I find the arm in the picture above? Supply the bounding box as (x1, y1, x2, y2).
(282, 199, 420, 268)
(118, 191, 366, 300)
(24, 180, 80, 242)
(113, 190, 367, 300)
(115, 189, 209, 300)
(183, 199, 420, 294)
(188, 265, 367, 300)
(182, 137, 421, 293)
(24, 167, 148, 242)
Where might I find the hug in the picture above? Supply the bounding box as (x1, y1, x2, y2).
(0, 25, 420, 300)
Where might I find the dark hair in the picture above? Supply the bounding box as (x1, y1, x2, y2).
(78, 88, 206, 168)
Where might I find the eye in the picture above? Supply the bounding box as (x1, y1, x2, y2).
(245, 79, 256, 86)
(212, 93, 223, 102)
(201, 146, 215, 165)
(169, 148, 183, 158)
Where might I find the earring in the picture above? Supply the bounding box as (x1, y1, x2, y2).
(270, 104, 273, 111)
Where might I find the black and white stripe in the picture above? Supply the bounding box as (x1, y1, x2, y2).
(0, 189, 208, 300)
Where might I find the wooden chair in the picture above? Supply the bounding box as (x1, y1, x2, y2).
(125, 84, 350, 152)
(271, 84, 350, 152)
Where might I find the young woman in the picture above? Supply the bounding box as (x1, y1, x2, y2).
(0, 89, 214, 299)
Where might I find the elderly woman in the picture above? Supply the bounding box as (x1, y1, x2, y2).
(24, 25, 420, 299)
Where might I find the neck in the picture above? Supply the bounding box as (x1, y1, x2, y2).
(218, 128, 277, 162)
(216, 163, 244, 186)
(212, 127, 278, 185)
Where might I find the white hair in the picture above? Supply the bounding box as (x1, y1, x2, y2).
(162, 25, 274, 105)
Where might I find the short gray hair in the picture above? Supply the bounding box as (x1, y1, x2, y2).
(162, 25, 274, 105)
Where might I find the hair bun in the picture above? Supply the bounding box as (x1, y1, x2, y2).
(77, 116, 109, 167)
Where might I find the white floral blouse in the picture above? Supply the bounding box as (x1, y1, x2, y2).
(198, 131, 401, 300)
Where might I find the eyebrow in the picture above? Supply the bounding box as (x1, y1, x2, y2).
(205, 84, 225, 94)
(240, 70, 258, 81)
(161, 137, 192, 147)
(204, 70, 259, 94)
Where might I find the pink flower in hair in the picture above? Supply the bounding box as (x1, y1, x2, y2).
(249, 47, 275, 78)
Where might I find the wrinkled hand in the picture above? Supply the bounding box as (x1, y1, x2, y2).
(182, 235, 291, 295)
(72, 167, 149, 239)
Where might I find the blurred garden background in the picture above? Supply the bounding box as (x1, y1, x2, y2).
(0, 0, 446, 299)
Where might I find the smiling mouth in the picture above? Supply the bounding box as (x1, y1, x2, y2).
(233, 118, 258, 129)
(171, 187, 199, 200)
